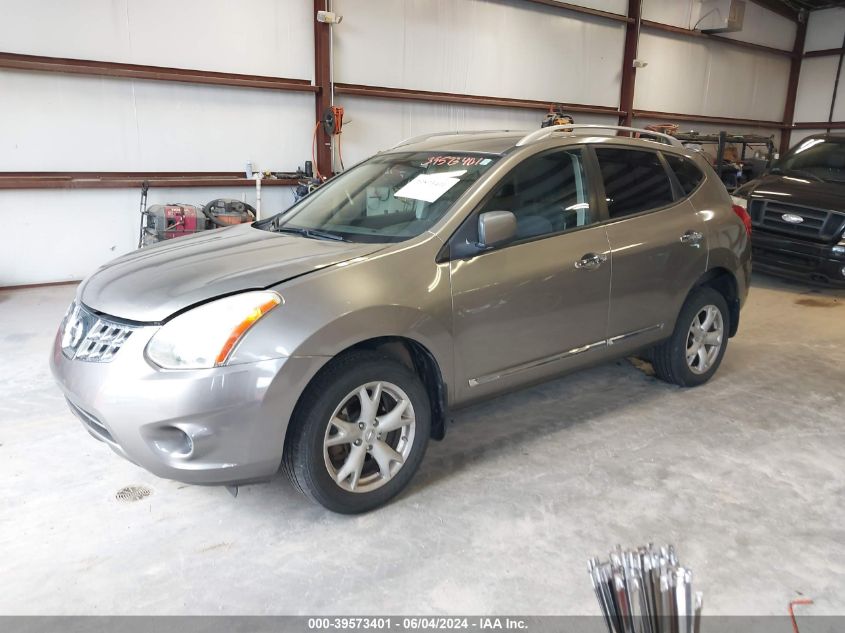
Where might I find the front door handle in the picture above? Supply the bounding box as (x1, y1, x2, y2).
(575, 252, 608, 270)
(680, 230, 704, 246)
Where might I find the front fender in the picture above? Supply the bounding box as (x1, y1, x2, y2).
(291, 304, 453, 382)
(228, 236, 455, 389)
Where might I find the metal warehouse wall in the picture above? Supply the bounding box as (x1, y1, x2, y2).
(792, 7, 845, 146)
(0, 0, 802, 286)
(332, 0, 626, 165)
(643, 0, 796, 48)
(0, 73, 314, 172)
(0, 0, 313, 286)
(333, 0, 625, 105)
(638, 0, 794, 124)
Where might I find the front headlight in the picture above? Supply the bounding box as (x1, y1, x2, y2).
(835, 228, 845, 254)
(146, 291, 282, 369)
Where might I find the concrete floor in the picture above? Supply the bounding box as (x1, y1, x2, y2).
(0, 274, 843, 616)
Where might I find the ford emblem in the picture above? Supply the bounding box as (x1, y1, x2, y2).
(782, 213, 804, 224)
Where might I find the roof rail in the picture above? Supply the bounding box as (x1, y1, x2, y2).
(390, 129, 514, 150)
(515, 124, 683, 148)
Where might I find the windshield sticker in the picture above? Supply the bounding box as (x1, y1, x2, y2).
(421, 155, 488, 168)
(431, 169, 467, 178)
(395, 173, 461, 203)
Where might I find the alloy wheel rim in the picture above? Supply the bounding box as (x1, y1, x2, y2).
(686, 304, 724, 375)
(323, 381, 416, 493)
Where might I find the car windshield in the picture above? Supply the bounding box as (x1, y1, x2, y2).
(775, 137, 845, 183)
(262, 151, 499, 242)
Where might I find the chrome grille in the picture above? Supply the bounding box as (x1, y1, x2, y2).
(749, 199, 845, 243)
(61, 302, 136, 362)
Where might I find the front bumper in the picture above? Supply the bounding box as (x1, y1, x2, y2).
(50, 324, 328, 485)
(752, 231, 845, 287)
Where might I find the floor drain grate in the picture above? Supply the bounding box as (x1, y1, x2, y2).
(115, 485, 153, 502)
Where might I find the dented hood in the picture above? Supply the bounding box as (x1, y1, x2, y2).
(79, 223, 384, 322)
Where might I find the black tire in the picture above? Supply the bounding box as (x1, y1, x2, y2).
(651, 286, 730, 388)
(282, 350, 430, 513)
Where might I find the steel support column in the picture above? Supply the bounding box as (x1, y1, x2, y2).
(313, 0, 333, 178)
(619, 0, 642, 127)
(781, 15, 808, 155)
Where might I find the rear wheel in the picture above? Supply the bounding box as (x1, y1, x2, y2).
(283, 351, 430, 513)
(652, 287, 729, 387)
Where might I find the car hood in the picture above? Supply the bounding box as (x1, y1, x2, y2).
(79, 224, 385, 322)
(738, 174, 845, 210)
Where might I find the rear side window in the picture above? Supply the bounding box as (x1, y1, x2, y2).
(664, 153, 704, 196)
(595, 148, 674, 218)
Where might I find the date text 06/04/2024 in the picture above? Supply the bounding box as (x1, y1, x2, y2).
(307, 617, 528, 630)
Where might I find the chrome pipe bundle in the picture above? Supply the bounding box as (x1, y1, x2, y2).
(588, 544, 703, 633)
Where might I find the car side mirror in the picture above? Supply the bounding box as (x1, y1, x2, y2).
(478, 211, 516, 248)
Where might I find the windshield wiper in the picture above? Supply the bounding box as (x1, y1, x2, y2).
(770, 167, 824, 183)
(274, 226, 347, 242)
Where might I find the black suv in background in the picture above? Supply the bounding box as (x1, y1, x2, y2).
(733, 134, 845, 287)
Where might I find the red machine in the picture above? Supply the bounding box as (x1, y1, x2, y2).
(153, 204, 205, 241)
(138, 187, 256, 248)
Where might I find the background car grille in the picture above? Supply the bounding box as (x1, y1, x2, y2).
(749, 199, 845, 243)
(61, 302, 137, 362)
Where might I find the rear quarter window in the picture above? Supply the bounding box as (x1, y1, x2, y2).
(664, 153, 704, 196)
(595, 147, 675, 218)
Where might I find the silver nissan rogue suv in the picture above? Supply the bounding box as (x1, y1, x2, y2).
(51, 125, 752, 513)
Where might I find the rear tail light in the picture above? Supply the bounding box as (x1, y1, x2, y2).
(732, 204, 752, 238)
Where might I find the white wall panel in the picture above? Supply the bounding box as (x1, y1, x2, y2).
(552, 0, 626, 14)
(0, 73, 138, 171)
(634, 31, 790, 121)
(0, 71, 314, 172)
(333, 0, 625, 107)
(337, 95, 618, 167)
(832, 69, 845, 121)
(804, 7, 845, 52)
(130, 81, 314, 172)
(0, 186, 295, 287)
(0, 0, 313, 79)
(642, 0, 694, 28)
(642, 0, 795, 50)
(794, 56, 839, 123)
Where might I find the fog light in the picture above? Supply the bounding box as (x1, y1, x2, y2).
(834, 245, 845, 256)
(149, 426, 194, 459)
(841, 266, 845, 278)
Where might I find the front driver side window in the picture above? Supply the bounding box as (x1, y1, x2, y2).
(479, 148, 591, 242)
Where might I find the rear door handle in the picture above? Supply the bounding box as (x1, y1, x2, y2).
(680, 230, 704, 246)
(575, 252, 608, 270)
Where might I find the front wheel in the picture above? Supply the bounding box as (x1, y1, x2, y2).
(651, 286, 730, 387)
(283, 351, 430, 513)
